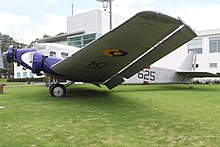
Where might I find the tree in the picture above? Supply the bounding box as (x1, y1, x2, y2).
(0, 33, 27, 78)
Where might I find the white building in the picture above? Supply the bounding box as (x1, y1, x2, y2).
(66, 9, 126, 47)
(154, 29, 220, 73)
(14, 9, 220, 79)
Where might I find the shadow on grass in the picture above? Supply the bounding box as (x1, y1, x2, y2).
(43, 84, 219, 102)
(65, 87, 110, 99)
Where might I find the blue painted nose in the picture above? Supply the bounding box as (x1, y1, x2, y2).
(6, 45, 14, 63)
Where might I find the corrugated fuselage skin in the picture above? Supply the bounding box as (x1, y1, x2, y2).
(123, 66, 192, 85)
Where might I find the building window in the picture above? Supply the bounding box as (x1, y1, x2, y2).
(49, 51, 56, 57)
(187, 39, 202, 54)
(30, 72, 34, 78)
(209, 37, 220, 53)
(67, 33, 97, 48)
(17, 72, 21, 78)
(23, 72, 27, 78)
(61, 52, 69, 58)
(209, 63, 218, 68)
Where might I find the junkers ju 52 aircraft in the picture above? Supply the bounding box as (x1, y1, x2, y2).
(1, 11, 197, 97)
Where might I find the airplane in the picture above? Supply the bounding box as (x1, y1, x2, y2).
(0, 49, 6, 71)
(123, 51, 218, 87)
(1, 11, 197, 97)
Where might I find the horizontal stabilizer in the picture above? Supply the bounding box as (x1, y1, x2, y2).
(177, 70, 218, 78)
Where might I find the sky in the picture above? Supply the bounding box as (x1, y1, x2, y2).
(1, 0, 220, 44)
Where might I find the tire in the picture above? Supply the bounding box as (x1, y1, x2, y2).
(49, 83, 54, 92)
(49, 84, 66, 97)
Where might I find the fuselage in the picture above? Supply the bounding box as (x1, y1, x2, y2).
(123, 66, 192, 85)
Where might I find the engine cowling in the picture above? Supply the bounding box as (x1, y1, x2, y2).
(5, 45, 36, 70)
(32, 52, 43, 74)
(31, 52, 62, 76)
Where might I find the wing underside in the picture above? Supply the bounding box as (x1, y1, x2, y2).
(52, 11, 197, 89)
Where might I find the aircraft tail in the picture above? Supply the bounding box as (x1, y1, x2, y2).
(178, 51, 195, 71)
(177, 51, 218, 77)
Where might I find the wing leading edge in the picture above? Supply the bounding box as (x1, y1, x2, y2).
(52, 11, 197, 89)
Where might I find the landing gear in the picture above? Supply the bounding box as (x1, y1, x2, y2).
(49, 84, 66, 97)
(48, 78, 74, 97)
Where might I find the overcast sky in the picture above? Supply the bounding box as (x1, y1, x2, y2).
(1, 0, 220, 44)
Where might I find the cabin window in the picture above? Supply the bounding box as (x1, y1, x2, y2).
(61, 52, 69, 58)
(49, 51, 56, 57)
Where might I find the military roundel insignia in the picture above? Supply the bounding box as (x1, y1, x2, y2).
(103, 49, 128, 57)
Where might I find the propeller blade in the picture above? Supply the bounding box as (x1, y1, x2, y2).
(0, 49, 5, 69)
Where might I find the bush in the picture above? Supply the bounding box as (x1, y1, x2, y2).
(7, 77, 44, 82)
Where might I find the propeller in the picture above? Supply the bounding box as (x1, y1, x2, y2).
(0, 48, 5, 70)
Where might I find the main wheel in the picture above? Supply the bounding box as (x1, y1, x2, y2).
(49, 84, 66, 97)
(49, 83, 54, 92)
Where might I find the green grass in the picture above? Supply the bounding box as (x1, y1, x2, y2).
(1, 83, 220, 146)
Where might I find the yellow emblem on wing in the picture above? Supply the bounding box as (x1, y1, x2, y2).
(103, 49, 128, 57)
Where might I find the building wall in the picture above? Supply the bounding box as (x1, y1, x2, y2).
(67, 10, 100, 34)
(154, 29, 220, 73)
(14, 63, 34, 79)
(67, 9, 126, 48)
(67, 9, 126, 35)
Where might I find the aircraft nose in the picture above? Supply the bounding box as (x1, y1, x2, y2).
(6, 45, 15, 63)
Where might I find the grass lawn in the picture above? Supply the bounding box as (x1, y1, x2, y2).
(1, 83, 220, 146)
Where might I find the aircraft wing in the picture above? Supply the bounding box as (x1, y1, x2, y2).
(177, 70, 218, 78)
(52, 11, 197, 89)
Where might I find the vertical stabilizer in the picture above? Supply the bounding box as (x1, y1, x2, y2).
(179, 51, 194, 71)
